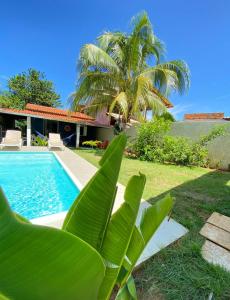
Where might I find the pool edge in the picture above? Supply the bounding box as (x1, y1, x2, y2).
(31, 151, 83, 228)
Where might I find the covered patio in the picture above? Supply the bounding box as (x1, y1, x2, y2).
(0, 103, 110, 147)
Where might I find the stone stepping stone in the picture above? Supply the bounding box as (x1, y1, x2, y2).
(207, 212, 230, 233)
(202, 240, 230, 272)
(200, 223, 230, 251)
(200, 212, 230, 272)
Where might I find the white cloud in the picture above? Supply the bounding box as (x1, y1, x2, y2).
(169, 103, 192, 120)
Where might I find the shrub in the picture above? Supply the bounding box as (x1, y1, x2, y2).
(162, 136, 194, 165)
(82, 140, 102, 148)
(32, 136, 48, 146)
(162, 136, 209, 166)
(130, 122, 227, 167)
(132, 119, 172, 155)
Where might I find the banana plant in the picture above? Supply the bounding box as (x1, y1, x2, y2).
(0, 133, 173, 299)
(0, 189, 105, 300)
(63, 133, 173, 299)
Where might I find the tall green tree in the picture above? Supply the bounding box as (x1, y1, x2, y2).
(0, 68, 60, 109)
(72, 11, 190, 122)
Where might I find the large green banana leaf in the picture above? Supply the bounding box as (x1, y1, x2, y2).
(0, 294, 10, 300)
(63, 134, 127, 251)
(117, 194, 173, 287)
(0, 189, 105, 300)
(98, 174, 146, 299)
(115, 275, 137, 300)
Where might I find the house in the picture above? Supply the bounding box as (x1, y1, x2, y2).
(0, 91, 174, 147)
(95, 88, 174, 126)
(0, 103, 111, 147)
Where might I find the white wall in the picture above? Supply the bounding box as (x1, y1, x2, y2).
(95, 124, 138, 141)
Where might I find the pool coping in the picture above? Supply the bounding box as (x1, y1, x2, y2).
(30, 148, 128, 227)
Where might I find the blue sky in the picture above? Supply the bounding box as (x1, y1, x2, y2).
(1, 0, 230, 120)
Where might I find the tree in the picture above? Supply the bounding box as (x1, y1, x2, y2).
(0, 69, 60, 109)
(72, 11, 190, 122)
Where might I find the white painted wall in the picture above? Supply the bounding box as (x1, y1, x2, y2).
(76, 124, 80, 147)
(26, 116, 31, 146)
(95, 124, 138, 141)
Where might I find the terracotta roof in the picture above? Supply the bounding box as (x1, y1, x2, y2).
(0, 104, 109, 127)
(184, 113, 224, 121)
(25, 103, 94, 121)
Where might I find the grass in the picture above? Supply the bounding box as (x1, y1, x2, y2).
(74, 148, 230, 300)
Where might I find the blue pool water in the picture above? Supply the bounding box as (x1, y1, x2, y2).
(0, 152, 79, 219)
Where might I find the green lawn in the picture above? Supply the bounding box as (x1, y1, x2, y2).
(74, 148, 230, 300)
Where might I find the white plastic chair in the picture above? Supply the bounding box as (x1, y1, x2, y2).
(48, 133, 65, 151)
(0, 130, 22, 150)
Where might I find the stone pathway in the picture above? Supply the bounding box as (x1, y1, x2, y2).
(200, 212, 230, 272)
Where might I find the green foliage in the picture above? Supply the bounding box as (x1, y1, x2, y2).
(0, 293, 10, 300)
(64, 133, 173, 299)
(72, 11, 190, 122)
(116, 275, 137, 300)
(159, 136, 208, 166)
(75, 148, 230, 299)
(0, 69, 60, 109)
(198, 125, 227, 146)
(82, 140, 102, 148)
(32, 136, 48, 146)
(0, 134, 173, 299)
(155, 111, 175, 122)
(131, 122, 226, 167)
(0, 189, 105, 300)
(15, 119, 27, 130)
(131, 119, 172, 154)
(0, 92, 17, 108)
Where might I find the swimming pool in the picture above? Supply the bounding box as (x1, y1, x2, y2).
(0, 152, 80, 219)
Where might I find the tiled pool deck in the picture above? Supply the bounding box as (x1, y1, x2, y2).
(5, 146, 188, 265)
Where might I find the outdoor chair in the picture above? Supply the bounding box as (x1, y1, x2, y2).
(48, 133, 65, 151)
(0, 130, 22, 150)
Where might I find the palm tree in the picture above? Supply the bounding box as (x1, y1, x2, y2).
(72, 11, 190, 122)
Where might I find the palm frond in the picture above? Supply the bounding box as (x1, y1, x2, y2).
(109, 92, 128, 119)
(141, 36, 165, 66)
(130, 11, 152, 38)
(97, 31, 126, 51)
(79, 44, 120, 73)
(145, 90, 167, 116)
(72, 71, 120, 110)
(131, 75, 166, 118)
(140, 60, 190, 95)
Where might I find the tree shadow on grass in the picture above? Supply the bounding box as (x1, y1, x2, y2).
(135, 170, 230, 299)
(148, 170, 230, 230)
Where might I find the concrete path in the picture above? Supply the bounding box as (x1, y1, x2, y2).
(31, 147, 188, 265)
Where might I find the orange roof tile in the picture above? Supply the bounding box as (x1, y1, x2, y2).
(0, 104, 109, 127)
(25, 103, 94, 121)
(184, 113, 224, 120)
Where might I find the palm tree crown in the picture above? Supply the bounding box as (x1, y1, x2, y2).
(72, 11, 190, 122)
